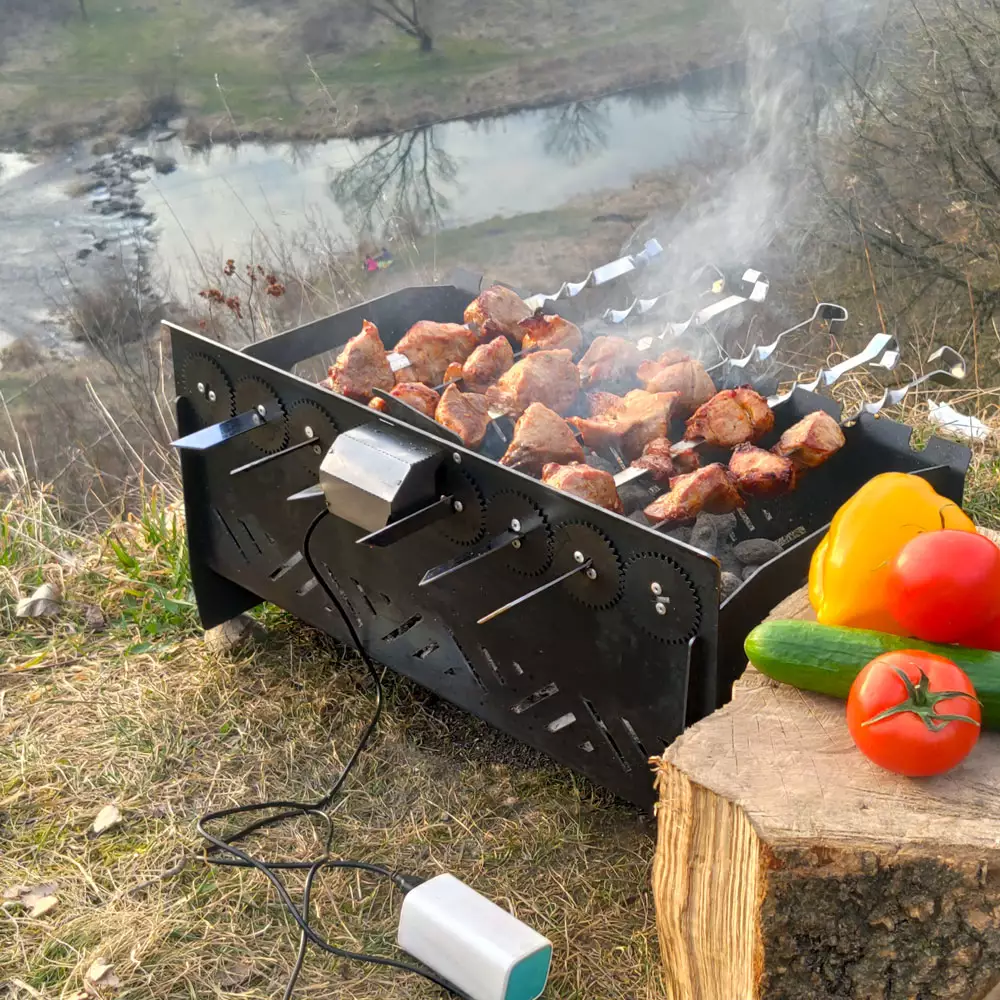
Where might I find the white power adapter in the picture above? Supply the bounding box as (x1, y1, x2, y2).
(397, 873, 552, 1000)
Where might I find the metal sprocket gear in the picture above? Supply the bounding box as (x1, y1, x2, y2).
(551, 521, 623, 610)
(439, 468, 486, 546)
(178, 353, 234, 423)
(233, 377, 288, 454)
(287, 401, 337, 473)
(485, 491, 553, 577)
(623, 552, 702, 644)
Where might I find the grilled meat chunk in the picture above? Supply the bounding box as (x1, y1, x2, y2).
(500, 403, 584, 474)
(569, 389, 679, 461)
(631, 437, 676, 484)
(644, 463, 745, 525)
(638, 359, 716, 414)
(728, 444, 797, 497)
(322, 319, 393, 402)
(542, 462, 623, 513)
(454, 335, 516, 393)
(586, 391, 625, 417)
(435, 384, 491, 449)
(685, 387, 775, 448)
(368, 382, 441, 418)
(636, 348, 691, 384)
(392, 321, 479, 386)
(464, 285, 533, 343)
(486, 349, 580, 418)
(773, 410, 846, 469)
(518, 314, 584, 355)
(578, 336, 643, 388)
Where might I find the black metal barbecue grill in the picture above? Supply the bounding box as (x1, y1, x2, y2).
(167, 253, 972, 806)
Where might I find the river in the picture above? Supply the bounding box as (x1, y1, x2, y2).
(0, 67, 747, 350)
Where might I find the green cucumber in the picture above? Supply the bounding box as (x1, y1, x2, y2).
(745, 620, 1000, 729)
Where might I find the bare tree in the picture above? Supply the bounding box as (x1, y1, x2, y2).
(368, 0, 435, 52)
(78, 0, 88, 20)
(815, 0, 1000, 323)
(330, 126, 457, 238)
(540, 102, 611, 166)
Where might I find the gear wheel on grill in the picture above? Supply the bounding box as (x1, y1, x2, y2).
(484, 491, 554, 577)
(233, 377, 289, 454)
(287, 401, 337, 474)
(623, 552, 702, 644)
(178, 353, 235, 423)
(551, 522, 623, 610)
(439, 468, 486, 546)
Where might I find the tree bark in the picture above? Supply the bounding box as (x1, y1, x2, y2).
(652, 531, 1000, 1000)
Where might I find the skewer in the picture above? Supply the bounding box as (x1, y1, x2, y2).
(476, 559, 594, 625)
(420, 513, 546, 586)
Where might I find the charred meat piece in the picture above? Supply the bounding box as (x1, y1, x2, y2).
(464, 285, 533, 344)
(672, 444, 702, 474)
(392, 321, 479, 387)
(542, 462, 623, 513)
(569, 389, 679, 461)
(773, 410, 846, 469)
(500, 403, 584, 474)
(685, 387, 775, 448)
(519, 314, 584, 355)
(578, 336, 643, 388)
(586, 391, 625, 418)
(644, 463, 745, 525)
(443, 361, 464, 385)
(631, 437, 676, 484)
(638, 359, 716, 414)
(435, 384, 491, 449)
(728, 444, 797, 497)
(486, 349, 580, 418)
(368, 382, 441, 418)
(456, 335, 515, 393)
(323, 319, 394, 402)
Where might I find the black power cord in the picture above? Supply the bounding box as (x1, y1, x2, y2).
(197, 509, 472, 1000)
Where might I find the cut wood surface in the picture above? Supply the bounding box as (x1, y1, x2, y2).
(652, 528, 1000, 1000)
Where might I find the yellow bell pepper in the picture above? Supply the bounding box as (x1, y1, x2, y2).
(809, 472, 976, 632)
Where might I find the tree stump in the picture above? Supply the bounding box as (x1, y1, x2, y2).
(652, 530, 1000, 1000)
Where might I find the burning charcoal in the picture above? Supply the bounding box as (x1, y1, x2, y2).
(698, 511, 737, 538)
(720, 572, 742, 601)
(689, 515, 719, 556)
(734, 539, 782, 567)
(742, 565, 760, 582)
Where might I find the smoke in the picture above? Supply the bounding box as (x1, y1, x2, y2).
(636, 0, 886, 332)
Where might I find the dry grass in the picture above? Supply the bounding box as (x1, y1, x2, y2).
(0, 466, 663, 1000)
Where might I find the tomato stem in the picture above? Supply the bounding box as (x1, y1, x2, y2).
(861, 668, 981, 733)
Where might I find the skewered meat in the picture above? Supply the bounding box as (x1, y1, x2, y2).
(644, 463, 745, 525)
(392, 321, 479, 386)
(569, 389, 679, 461)
(542, 462, 623, 513)
(322, 319, 393, 402)
(518, 314, 583, 355)
(436, 384, 491, 448)
(464, 285, 533, 343)
(578, 336, 643, 388)
(672, 444, 701, 474)
(685, 387, 775, 448)
(773, 410, 846, 468)
(631, 437, 676, 484)
(486, 349, 580, 418)
(500, 403, 584, 474)
(638, 359, 716, 414)
(368, 382, 440, 418)
(586, 391, 625, 417)
(728, 444, 797, 497)
(636, 348, 691, 384)
(444, 336, 515, 393)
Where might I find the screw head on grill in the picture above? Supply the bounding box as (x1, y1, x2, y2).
(232, 377, 289, 454)
(484, 491, 554, 577)
(438, 468, 486, 546)
(287, 401, 337, 474)
(552, 522, 623, 610)
(624, 552, 702, 644)
(179, 353, 235, 423)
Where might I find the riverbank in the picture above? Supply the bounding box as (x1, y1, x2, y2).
(0, 0, 788, 152)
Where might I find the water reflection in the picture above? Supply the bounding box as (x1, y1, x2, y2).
(330, 127, 458, 238)
(540, 102, 611, 166)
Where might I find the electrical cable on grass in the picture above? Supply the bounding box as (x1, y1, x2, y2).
(197, 509, 472, 1000)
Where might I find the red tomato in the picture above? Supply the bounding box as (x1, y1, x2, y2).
(886, 530, 1000, 644)
(962, 615, 1000, 653)
(846, 651, 980, 776)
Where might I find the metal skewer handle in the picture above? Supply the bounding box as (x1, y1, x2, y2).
(522, 239, 664, 312)
(724, 302, 849, 371)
